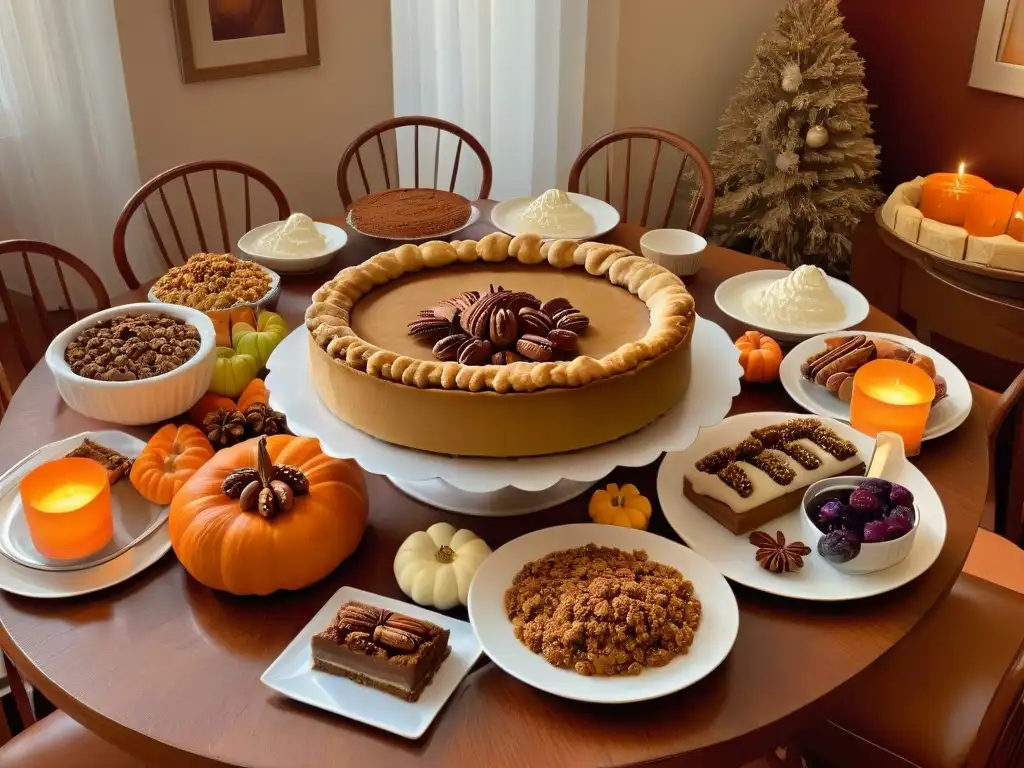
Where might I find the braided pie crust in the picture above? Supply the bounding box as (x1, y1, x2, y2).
(305, 232, 695, 393)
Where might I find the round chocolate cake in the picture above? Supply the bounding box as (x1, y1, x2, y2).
(348, 189, 472, 239)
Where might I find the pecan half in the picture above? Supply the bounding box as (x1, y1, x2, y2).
(516, 334, 554, 362)
(554, 310, 589, 333)
(489, 307, 518, 347)
(517, 307, 552, 337)
(458, 338, 493, 365)
(540, 297, 572, 317)
(373, 626, 419, 653)
(491, 350, 521, 365)
(408, 316, 453, 343)
(433, 333, 470, 362)
(385, 615, 433, 639)
(336, 603, 384, 633)
(547, 328, 579, 352)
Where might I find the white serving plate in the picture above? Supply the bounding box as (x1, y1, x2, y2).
(261, 586, 482, 739)
(346, 205, 481, 242)
(266, 315, 742, 497)
(780, 332, 973, 441)
(237, 220, 347, 274)
(44, 303, 217, 426)
(657, 412, 947, 601)
(147, 261, 281, 311)
(0, 431, 171, 598)
(490, 193, 620, 240)
(714, 270, 870, 342)
(467, 524, 739, 703)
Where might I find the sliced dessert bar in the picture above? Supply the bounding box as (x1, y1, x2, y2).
(65, 439, 133, 485)
(683, 418, 864, 535)
(311, 601, 450, 702)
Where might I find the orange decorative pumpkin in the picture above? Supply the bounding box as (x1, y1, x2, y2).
(169, 435, 368, 595)
(130, 424, 215, 505)
(735, 330, 783, 383)
(236, 378, 269, 413)
(189, 393, 237, 426)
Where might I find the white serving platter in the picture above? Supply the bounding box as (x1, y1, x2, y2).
(467, 523, 739, 703)
(658, 412, 947, 601)
(261, 586, 482, 739)
(237, 220, 347, 274)
(714, 270, 870, 342)
(490, 192, 620, 240)
(779, 332, 973, 441)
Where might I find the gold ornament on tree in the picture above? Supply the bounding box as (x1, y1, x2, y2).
(710, 0, 881, 272)
(806, 125, 830, 148)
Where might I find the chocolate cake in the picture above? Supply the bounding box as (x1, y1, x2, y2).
(311, 601, 450, 702)
(348, 188, 471, 239)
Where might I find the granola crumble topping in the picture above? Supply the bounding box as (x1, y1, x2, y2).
(504, 545, 701, 677)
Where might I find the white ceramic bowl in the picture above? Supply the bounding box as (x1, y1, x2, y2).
(640, 229, 707, 276)
(147, 262, 281, 311)
(800, 476, 919, 575)
(237, 221, 347, 274)
(45, 303, 217, 425)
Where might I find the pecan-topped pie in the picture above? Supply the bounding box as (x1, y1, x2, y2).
(305, 232, 696, 456)
(311, 601, 451, 702)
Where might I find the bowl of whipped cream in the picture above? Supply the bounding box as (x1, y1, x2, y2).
(238, 213, 347, 274)
(714, 265, 870, 342)
(490, 189, 620, 240)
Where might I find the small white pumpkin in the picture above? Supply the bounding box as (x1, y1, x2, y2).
(393, 522, 492, 610)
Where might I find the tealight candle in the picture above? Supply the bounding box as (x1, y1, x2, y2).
(850, 360, 935, 457)
(919, 163, 993, 226)
(964, 188, 1018, 237)
(20, 458, 113, 560)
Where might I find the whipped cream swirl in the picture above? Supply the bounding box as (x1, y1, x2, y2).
(517, 189, 594, 237)
(256, 213, 327, 257)
(744, 265, 845, 326)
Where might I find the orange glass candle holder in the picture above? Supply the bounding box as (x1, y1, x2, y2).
(919, 165, 993, 226)
(19, 458, 113, 560)
(964, 188, 1018, 237)
(1008, 191, 1024, 242)
(850, 360, 935, 457)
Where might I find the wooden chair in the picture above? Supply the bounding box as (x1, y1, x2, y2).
(0, 362, 11, 420)
(799, 368, 1024, 768)
(567, 127, 715, 234)
(0, 650, 142, 766)
(113, 160, 291, 289)
(336, 116, 492, 207)
(0, 240, 110, 377)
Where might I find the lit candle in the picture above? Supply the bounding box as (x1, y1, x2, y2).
(1008, 190, 1024, 242)
(964, 188, 1018, 237)
(19, 458, 113, 560)
(850, 359, 935, 457)
(919, 163, 993, 226)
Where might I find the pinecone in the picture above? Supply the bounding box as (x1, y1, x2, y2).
(203, 408, 247, 448)
(244, 402, 288, 436)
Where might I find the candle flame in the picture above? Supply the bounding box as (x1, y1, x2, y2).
(957, 162, 965, 177)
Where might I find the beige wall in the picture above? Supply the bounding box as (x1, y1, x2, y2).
(113, 0, 393, 219)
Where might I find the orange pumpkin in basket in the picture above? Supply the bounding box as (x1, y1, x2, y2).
(130, 424, 215, 505)
(735, 330, 782, 383)
(169, 435, 368, 595)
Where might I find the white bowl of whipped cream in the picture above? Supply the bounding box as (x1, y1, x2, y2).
(714, 265, 870, 342)
(490, 189, 620, 240)
(238, 213, 347, 274)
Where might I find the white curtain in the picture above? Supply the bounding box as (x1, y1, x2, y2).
(390, 0, 588, 201)
(0, 0, 141, 298)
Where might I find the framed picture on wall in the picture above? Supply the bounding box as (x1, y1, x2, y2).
(971, 0, 1024, 97)
(171, 0, 319, 83)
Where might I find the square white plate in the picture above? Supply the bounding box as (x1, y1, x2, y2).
(260, 586, 482, 739)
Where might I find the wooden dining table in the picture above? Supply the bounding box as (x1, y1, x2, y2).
(0, 200, 990, 767)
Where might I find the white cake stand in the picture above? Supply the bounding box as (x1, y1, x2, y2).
(266, 316, 742, 515)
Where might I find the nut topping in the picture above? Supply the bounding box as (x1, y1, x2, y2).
(373, 626, 420, 653)
(458, 338, 493, 365)
(407, 316, 453, 344)
(540, 297, 572, 316)
(516, 334, 554, 362)
(555, 311, 589, 333)
(547, 328, 579, 352)
(433, 333, 470, 362)
(489, 307, 518, 347)
(224, 436, 309, 519)
(517, 307, 552, 337)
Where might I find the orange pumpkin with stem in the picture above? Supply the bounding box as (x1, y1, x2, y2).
(169, 435, 368, 595)
(735, 330, 783, 383)
(130, 424, 215, 505)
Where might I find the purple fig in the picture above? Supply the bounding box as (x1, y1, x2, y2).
(889, 484, 914, 507)
(884, 514, 913, 540)
(863, 519, 889, 543)
(859, 478, 892, 498)
(817, 499, 844, 527)
(888, 505, 915, 523)
(818, 529, 861, 564)
(850, 488, 882, 514)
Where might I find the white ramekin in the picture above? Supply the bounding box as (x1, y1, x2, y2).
(640, 229, 707, 277)
(800, 476, 919, 575)
(45, 303, 217, 425)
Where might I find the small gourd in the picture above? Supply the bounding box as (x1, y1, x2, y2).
(393, 522, 492, 610)
(231, 310, 288, 368)
(588, 483, 652, 530)
(130, 424, 215, 505)
(209, 348, 259, 398)
(735, 330, 783, 383)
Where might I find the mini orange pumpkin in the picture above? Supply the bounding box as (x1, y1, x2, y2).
(169, 435, 368, 595)
(236, 378, 269, 413)
(735, 330, 783, 383)
(130, 424, 215, 505)
(189, 393, 237, 426)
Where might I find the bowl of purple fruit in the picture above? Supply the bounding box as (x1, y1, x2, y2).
(800, 476, 918, 575)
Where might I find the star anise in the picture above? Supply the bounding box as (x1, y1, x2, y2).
(749, 530, 811, 573)
(203, 408, 247, 448)
(244, 402, 288, 437)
